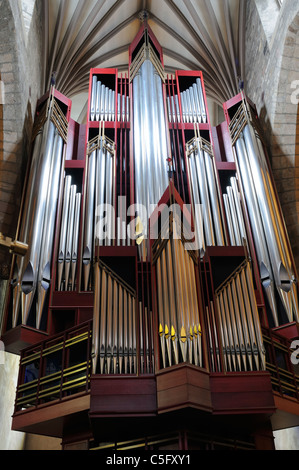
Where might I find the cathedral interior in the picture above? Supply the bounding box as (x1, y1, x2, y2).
(1, 0, 299, 451)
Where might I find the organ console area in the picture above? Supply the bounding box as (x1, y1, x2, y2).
(1, 22, 299, 451)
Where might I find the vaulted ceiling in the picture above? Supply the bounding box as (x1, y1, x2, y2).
(43, 0, 246, 122)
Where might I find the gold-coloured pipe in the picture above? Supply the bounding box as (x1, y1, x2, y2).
(171, 238, 188, 362)
(177, 239, 192, 364)
(166, 240, 179, 365)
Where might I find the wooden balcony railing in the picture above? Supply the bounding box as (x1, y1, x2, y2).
(262, 327, 299, 401)
(13, 311, 299, 416)
(14, 321, 92, 412)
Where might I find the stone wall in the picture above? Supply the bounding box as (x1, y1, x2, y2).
(0, 352, 25, 450)
(0, 0, 43, 277)
(245, 0, 299, 451)
(0, 0, 43, 451)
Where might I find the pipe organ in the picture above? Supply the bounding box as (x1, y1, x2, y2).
(227, 98, 299, 328)
(2, 22, 299, 450)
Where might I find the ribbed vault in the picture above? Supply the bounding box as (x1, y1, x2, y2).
(42, 0, 246, 120)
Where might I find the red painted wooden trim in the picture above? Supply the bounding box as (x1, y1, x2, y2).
(210, 371, 276, 415)
(90, 375, 157, 417)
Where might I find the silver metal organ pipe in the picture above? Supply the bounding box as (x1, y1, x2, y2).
(21, 120, 56, 325)
(159, 251, 171, 367)
(186, 146, 205, 254)
(243, 125, 293, 317)
(234, 135, 279, 327)
(132, 58, 169, 226)
(108, 89, 112, 122)
(101, 84, 105, 121)
(244, 262, 266, 370)
(99, 268, 107, 374)
(226, 283, 247, 371)
(156, 69, 170, 186)
(171, 95, 176, 123)
(57, 175, 72, 290)
(104, 86, 109, 121)
(154, 68, 169, 204)
(92, 262, 101, 374)
(189, 87, 196, 123)
(83, 150, 96, 291)
(193, 83, 202, 123)
(223, 286, 241, 371)
(104, 144, 113, 246)
(12, 130, 43, 327)
(118, 286, 124, 373)
(122, 94, 126, 122)
(217, 293, 232, 371)
(221, 289, 237, 371)
(236, 270, 260, 371)
(140, 60, 155, 214)
(185, 88, 192, 124)
(36, 130, 64, 328)
(230, 277, 251, 371)
(203, 151, 225, 246)
(255, 134, 299, 322)
(194, 143, 215, 246)
(123, 289, 128, 373)
(71, 192, 81, 291)
(64, 184, 77, 291)
(196, 78, 207, 123)
(96, 80, 101, 121)
(112, 90, 116, 121)
(244, 123, 298, 322)
(90, 76, 97, 121)
(167, 97, 171, 123)
(181, 91, 187, 123)
(132, 71, 142, 212)
(227, 186, 242, 246)
(215, 261, 266, 372)
(223, 194, 235, 246)
(95, 142, 105, 247)
(230, 177, 248, 247)
(117, 93, 121, 122)
(175, 95, 180, 123)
